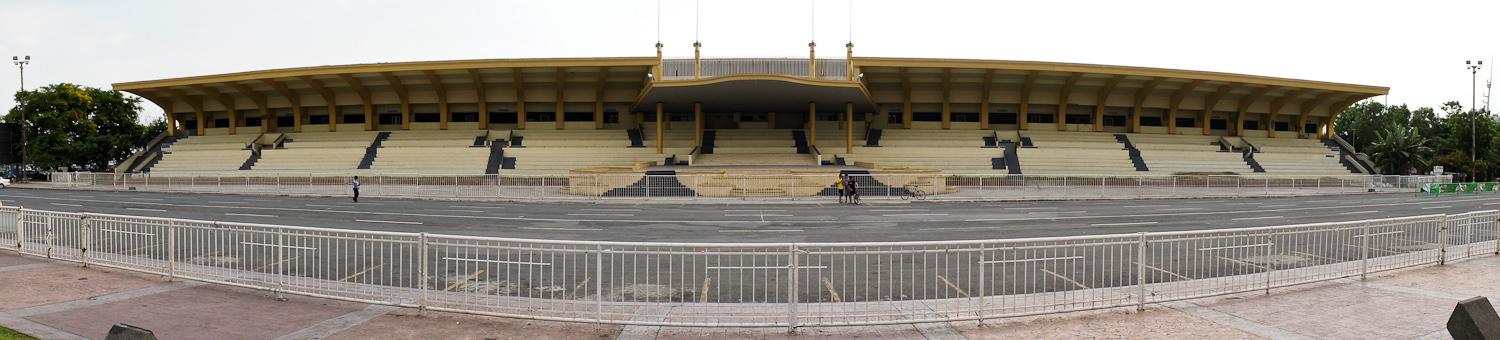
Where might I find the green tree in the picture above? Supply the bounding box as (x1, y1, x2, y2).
(1367, 123, 1431, 175)
(4, 83, 155, 170)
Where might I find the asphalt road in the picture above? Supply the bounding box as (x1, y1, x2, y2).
(3, 187, 1496, 307)
(1, 187, 1496, 243)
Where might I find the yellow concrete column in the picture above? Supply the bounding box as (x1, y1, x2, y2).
(694, 102, 703, 147)
(808, 102, 818, 146)
(195, 110, 206, 136)
(259, 107, 270, 133)
(594, 101, 604, 130)
(516, 102, 527, 130)
(165, 111, 177, 136)
(845, 102, 854, 154)
(941, 100, 951, 130)
(439, 99, 450, 130)
(326, 104, 337, 133)
(1267, 113, 1277, 138)
(655, 102, 665, 154)
(1018, 103, 1030, 131)
(902, 101, 913, 129)
(292, 105, 303, 133)
(1166, 105, 1179, 135)
(768, 112, 777, 129)
(555, 99, 565, 130)
(228, 110, 238, 135)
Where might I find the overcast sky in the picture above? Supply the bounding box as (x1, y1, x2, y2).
(1, 0, 1495, 121)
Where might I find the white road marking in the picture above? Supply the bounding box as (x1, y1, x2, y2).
(1421, 206, 1453, 210)
(306, 204, 339, 208)
(126, 208, 167, 212)
(225, 213, 279, 218)
(1158, 208, 1204, 211)
(355, 219, 423, 225)
(1261, 204, 1295, 208)
(1134, 262, 1192, 280)
(1123, 205, 1170, 208)
(340, 263, 384, 282)
(133, 198, 165, 201)
(208, 201, 248, 204)
(1339, 210, 1379, 215)
(883, 213, 948, 217)
(567, 213, 634, 217)
(868, 209, 928, 212)
(1371, 198, 1402, 201)
(426, 209, 484, 213)
(1002, 207, 1058, 210)
(1231, 216, 1283, 221)
(1040, 269, 1089, 289)
(51, 203, 83, 207)
(723, 209, 786, 212)
(719, 229, 803, 233)
(450, 205, 507, 209)
(1090, 221, 1158, 227)
(520, 227, 603, 231)
(724, 214, 793, 217)
(581, 208, 641, 212)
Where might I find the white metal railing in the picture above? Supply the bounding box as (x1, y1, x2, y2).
(661, 58, 850, 81)
(48, 172, 1451, 202)
(0, 205, 1494, 328)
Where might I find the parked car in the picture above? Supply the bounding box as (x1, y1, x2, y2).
(0, 177, 10, 189)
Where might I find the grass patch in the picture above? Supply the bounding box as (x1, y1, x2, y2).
(0, 326, 35, 340)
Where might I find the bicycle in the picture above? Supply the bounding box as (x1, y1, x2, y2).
(900, 185, 927, 201)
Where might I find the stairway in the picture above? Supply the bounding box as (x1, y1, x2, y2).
(692, 129, 814, 166)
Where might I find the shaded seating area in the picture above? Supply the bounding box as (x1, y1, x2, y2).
(506, 129, 684, 175)
(251, 132, 378, 172)
(839, 129, 1001, 173)
(693, 129, 812, 166)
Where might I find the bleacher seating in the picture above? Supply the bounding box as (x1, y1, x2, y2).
(694, 129, 813, 166)
(1130, 134, 1251, 174)
(251, 132, 377, 172)
(506, 129, 683, 174)
(369, 130, 489, 174)
(839, 129, 1001, 173)
(150, 134, 259, 172)
(1017, 130, 1135, 175)
(1243, 137, 1354, 176)
(810, 121, 867, 153)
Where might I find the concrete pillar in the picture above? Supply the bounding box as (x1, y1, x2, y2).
(846, 102, 854, 154)
(809, 102, 818, 146)
(655, 102, 665, 154)
(694, 102, 703, 147)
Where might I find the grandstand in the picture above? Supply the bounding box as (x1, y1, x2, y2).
(112, 50, 1386, 181)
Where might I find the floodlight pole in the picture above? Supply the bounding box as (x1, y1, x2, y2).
(12, 56, 29, 180)
(1468, 60, 1483, 166)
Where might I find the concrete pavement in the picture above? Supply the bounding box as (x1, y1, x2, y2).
(3, 247, 1496, 339)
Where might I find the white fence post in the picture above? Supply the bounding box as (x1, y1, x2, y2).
(418, 232, 429, 313)
(167, 220, 177, 280)
(787, 244, 800, 331)
(1360, 222, 1371, 280)
(14, 210, 24, 252)
(79, 214, 90, 268)
(1439, 215, 1449, 266)
(1136, 232, 1147, 311)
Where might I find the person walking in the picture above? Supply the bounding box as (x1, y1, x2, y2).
(351, 176, 361, 203)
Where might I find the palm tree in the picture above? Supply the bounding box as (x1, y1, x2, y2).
(1368, 124, 1431, 175)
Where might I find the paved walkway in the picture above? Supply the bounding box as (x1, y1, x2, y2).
(0, 250, 1491, 339)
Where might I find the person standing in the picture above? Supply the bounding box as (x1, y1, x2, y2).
(836, 174, 847, 204)
(351, 176, 361, 203)
(847, 175, 860, 205)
